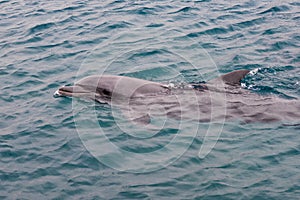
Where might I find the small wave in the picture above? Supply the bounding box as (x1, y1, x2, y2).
(28, 22, 56, 35)
(187, 26, 234, 37)
(168, 6, 199, 14)
(262, 27, 285, 35)
(234, 17, 265, 29)
(259, 5, 290, 15)
(128, 7, 157, 15)
(146, 23, 164, 28)
(241, 67, 299, 99)
(0, 0, 9, 5)
(106, 21, 133, 30)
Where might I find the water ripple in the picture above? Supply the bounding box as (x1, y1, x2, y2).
(0, 0, 300, 199)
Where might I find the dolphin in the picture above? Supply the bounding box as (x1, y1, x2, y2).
(55, 70, 249, 101)
(54, 70, 300, 124)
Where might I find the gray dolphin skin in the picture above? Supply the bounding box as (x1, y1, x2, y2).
(55, 75, 171, 103)
(55, 70, 300, 124)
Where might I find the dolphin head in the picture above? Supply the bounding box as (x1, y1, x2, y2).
(55, 75, 120, 103)
(55, 75, 169, 103)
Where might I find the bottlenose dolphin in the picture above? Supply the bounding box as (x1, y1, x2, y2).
(55, 70, 300, 124)
(55, 70, 249, 101)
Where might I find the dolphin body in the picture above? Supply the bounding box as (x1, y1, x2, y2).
(55, 70, 300, 124)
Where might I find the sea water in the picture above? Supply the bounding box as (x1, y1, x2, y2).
(0, 0, 299, 199)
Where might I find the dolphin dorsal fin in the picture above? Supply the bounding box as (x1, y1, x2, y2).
(209, 69, 250, 86)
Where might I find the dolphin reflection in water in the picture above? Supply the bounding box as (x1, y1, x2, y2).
(55, 70, 300, 124)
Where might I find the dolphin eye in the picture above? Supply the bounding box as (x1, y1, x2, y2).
(102, 89, 111, 96)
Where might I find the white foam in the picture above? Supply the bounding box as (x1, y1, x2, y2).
(53, 89, 62, 97)
(163, 83, 175, 88)
(248, 68, 260, 76)
(248, 84, 254, 89)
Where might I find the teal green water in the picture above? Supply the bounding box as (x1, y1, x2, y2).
(1, 0, 300, 199)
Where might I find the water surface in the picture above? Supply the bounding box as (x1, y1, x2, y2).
(1, 0, 300, 199)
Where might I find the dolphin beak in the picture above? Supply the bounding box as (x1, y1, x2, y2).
(54, 85, 91, 97)
(57, 86, 75, 97)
